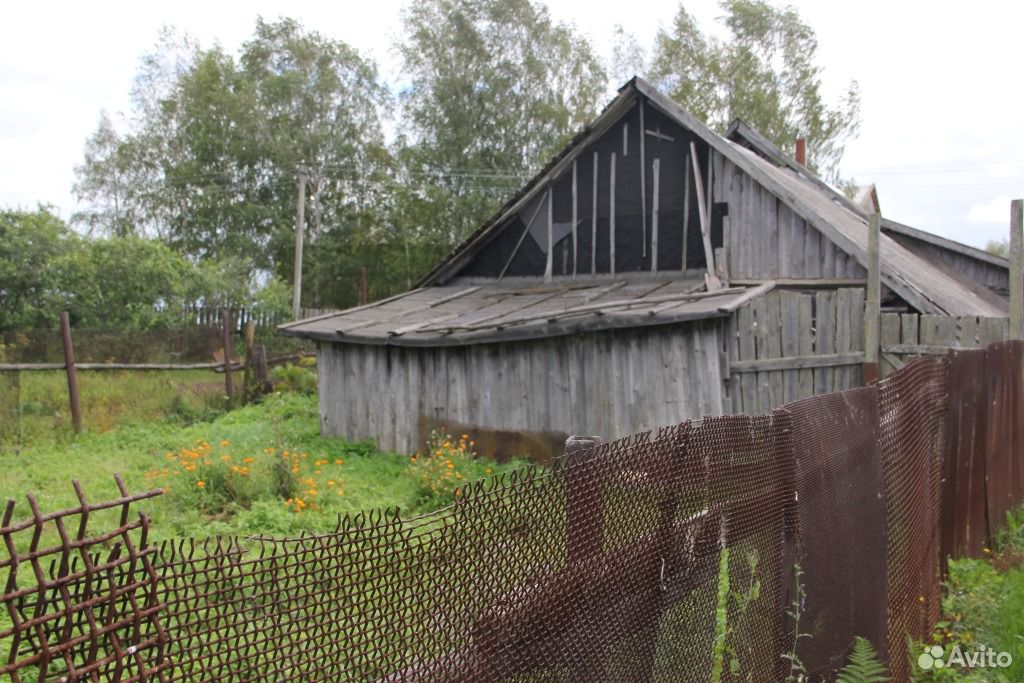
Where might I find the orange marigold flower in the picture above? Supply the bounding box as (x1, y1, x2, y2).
(334, 459, 344, 465)
(243, 457, 254, 464)
(220, 440, 230, 447)
(196, 481, 206, 489)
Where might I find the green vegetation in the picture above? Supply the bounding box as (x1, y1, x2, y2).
(916, 505, 1024, 682)
(836, 636, 889, 683)
(1, 390, 523, 552)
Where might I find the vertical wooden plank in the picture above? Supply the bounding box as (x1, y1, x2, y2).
(544, 186, 553, 282)
(222, 309, 234, 404)
(1010, 199, 1023, 338)
(864, 213, 881, 384)
(901, 313, 920, 371)
(765, 192, 779, 275)
(780, 291, 800, 403)
(766, 293, 784, 411)
(572, 159, 578, 279)
(737, 305, 757, 414)
(880, 313, 901, 376)
(821, 240, 836, 277)
(592, 152, 598, 275)
(958, 316, 979, 348)
(834, 289, 852, 390)
(690, 143, 720, 289)
(777, 204, 792, 278)
(979, 316, 1006, 346)
(814, 291, 835, 393)
(651, 158, 660, 272)
(797, 294, 814, 398)
(752, 294, 773, 413)
(805, 224, 821, 278)
(610, 152, 617, 275)
(682, 155, 691, 272)
(639, 99, 647, 259)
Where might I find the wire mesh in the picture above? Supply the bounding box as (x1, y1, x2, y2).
(3, 342, 1024, 683)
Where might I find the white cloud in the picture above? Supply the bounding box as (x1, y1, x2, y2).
(967, 196, 1014, 225)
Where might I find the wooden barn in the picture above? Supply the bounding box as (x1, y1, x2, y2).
(280, 78, 1009, 460)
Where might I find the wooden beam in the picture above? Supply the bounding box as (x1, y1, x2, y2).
(716, 281, 775, 313)
(651, 158, 660, 272)
(729, 278, 867, 289)
(425, 286, 481, 307)
(730, 352, 865, 373)
(881, 343, 960, 355)
(639, 98, 647, 259)
(1011, 199, 1023, 339)
(498, 191, 546, 281)
(610, 152, 617, 275)
(591, 152, 598, 275)
(689, 142, 721, 290)
(682, 154, 690, 272)
(864, 212, 882, 383)
(572, 159, 578, 279)
(544, 186, 554, 282)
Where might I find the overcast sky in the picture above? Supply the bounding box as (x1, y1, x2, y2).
(2, 0, 1021, 249)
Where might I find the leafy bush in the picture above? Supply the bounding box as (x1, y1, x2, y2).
(271, 360, 317, 395)
(409, 429, 487, 510)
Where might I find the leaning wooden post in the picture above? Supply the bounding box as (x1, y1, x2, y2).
(243, 319, 256, 404)
(222, 310, 234, 403)
(863, 212, 882, 384)
(59, 311, 82, 434)
(564, 434, 605, 681)
(1010, 199, 1023, 340)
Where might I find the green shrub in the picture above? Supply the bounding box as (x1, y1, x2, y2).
(271, 361, 317, 395)
(836, 636, 888, 683)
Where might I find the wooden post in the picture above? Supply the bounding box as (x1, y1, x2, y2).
(292, 169, 307, 320)
(795, 138, 807, 166)
(592, 152, 599, 275)
(564, 434, 605, 682)
(243, 319, 256, 404)
(639, 98, 647, 259)
(359, 267, 369, 307)
(544, 186, 553, 282)
(222, 310, 234, 403)
(1010, 199, 1023, 339)
(864, 212, 882, 383)
(59, 311, 82, 434)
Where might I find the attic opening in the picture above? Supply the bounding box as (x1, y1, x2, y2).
(449, 95, 722, 282)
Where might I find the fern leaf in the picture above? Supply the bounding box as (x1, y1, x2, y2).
(836, 636, 889, 683)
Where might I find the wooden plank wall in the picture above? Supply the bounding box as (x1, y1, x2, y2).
(879, 314, 1009, 376)
(318, 320, 725, 459)
(727, 288, 866, 415)
(711, 151, 866, 281)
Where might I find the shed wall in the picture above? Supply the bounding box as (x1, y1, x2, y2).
(318, 320, 725, 460)
(712, 152, 867, 281)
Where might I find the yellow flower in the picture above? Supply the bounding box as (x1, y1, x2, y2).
(334, 459, 344, 465)
(196, 481, 206, 488)
(221, 455, 232, 461)
(220, 440, 230, 447)
(243, 457, 254, 464)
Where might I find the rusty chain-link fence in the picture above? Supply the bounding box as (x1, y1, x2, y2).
(4, 342, 1024, 683)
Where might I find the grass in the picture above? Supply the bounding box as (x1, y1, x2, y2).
(915, 505, 1024, 682)
(1, 384, 523, 551)
(1, 368, 228, 447)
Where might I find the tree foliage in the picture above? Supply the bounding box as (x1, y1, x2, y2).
(73, 18, 391, 307)
(396, 0, 607, 252)
(648, 0, 861, 183)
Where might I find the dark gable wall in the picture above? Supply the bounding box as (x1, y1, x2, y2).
(458, 98, 720, 279)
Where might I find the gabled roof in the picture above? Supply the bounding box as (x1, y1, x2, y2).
(725, 117, 1010, 276)
(435, 76, 1005, 315)
(278, 277, 769, 347)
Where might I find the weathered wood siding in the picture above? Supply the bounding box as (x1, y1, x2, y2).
(712, 151, 867, 281)
(727, 288, 866, 414)
(880, 313, 1009, 376)
(318, 320, 725, 460)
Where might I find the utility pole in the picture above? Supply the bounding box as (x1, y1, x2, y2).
(292, 168, 307, 320)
